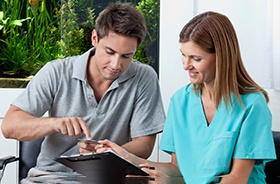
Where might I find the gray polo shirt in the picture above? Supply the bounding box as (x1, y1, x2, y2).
(12, 48, 165, 174)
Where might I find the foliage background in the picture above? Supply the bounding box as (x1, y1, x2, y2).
(0, 0, 159, 78)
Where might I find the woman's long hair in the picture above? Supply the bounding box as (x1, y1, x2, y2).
(179, 11, 269, 108)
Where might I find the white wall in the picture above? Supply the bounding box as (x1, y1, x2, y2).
(159, 0, 193, 111)
(267, 89, 280, 131)
(159, 0, 280, 140)
(0, 89, 23, 184)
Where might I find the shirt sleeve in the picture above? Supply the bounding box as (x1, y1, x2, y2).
(233, 93, 276, 161)
(159, 96, 176, 154)
(12, 61, 59, 117)
(130, 64, 166, 137)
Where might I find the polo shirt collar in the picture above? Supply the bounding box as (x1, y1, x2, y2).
(116, 60, 136, 83)
(72, 48, 136, 85)
(72, 48, 95, 83)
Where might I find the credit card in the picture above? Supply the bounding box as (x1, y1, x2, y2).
(78, 139, 100, 145)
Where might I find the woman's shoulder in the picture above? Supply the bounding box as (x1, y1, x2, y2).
(172, 83, 194, 98)
(240, 91, 267, 107)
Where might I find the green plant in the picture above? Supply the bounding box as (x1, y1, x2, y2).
(135, 0, 159, 66)
(0, 0, 31, 76)
(24, 0, 61, 75)
(0, 0, 61, 77)
(58, 0, 95, 58)
(0, 10, 30, 35)
(0, 0, 159, 79)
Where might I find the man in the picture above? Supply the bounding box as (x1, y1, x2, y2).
(1, 2, 165, 183)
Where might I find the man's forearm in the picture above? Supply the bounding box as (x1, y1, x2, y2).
(2, 106, 54, 141)
(2, 105, 91, 141)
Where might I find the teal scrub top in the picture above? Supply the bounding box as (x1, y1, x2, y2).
(160, 84, 276, 184)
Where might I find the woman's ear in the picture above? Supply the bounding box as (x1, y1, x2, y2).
(91, 29, 98, 47)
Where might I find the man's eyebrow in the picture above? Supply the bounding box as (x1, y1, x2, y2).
(105, 46, 135, 55)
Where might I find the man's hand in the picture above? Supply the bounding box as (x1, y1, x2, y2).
(2, 105, 91, 141)
(53, 117, 91, 139)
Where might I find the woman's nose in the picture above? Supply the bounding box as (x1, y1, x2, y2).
(182, 58, 192, 70)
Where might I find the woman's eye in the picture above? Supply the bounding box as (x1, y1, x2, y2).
(193, 57, 201, 61)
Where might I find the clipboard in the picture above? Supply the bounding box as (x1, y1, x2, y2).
(55, 151, 149, 183)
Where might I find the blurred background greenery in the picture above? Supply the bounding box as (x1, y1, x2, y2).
(0, 0, 159, 79)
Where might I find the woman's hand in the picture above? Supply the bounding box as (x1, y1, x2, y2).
(139, 163, 169, 184)
(95, 139, 131, 161)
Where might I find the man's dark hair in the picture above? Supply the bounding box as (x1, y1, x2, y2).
(95, 2, 146, 45)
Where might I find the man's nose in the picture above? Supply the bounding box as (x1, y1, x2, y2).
(111, 56, 121, 69)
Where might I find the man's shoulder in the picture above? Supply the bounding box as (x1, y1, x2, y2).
(130, 60, 157, 77)
(41, 55, 81, 77)
(48, 56, 78, 68)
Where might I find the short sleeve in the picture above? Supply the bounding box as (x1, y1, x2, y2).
(130, 64, 165, 137)
(12, 61, 59, 117)
(159, 96, 176, 154)
(233, 94, 276, 161)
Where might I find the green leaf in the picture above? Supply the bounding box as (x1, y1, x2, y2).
(0, 11, 3, 21)
(2, 18, 8, 25)
(20, 17, 31, 22)
(11, 20, 22, 26)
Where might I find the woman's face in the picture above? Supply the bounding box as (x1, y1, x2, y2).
(180, 41, 216, 86)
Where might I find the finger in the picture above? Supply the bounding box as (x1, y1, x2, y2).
(139, 163, 154, 167)
(98, 139, 115, 147)
(139, 166, 155, 170)
(68, 117, 83, 136)
(58, 125, 67, 135)
(78, 141, 89, 149)
(57, 118, 68, 135)
(139, 163, 156, 170)
(141, 168, 155, 175)
(77, 117, 91, 139)
(57, 117, 77, 136)
(95, 147, 110, 153)
(78, 141, 97, 150)
(94, 143, 104, 150)
(79, 147, 92, 154)
(66, 117, 77, 136)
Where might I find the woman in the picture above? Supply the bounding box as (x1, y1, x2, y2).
(86, 11, 276, 184)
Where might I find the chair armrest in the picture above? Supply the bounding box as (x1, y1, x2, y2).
(265, 131, 280, 177)
(0, 156, 18, 170)
(0, 156, 19, 182)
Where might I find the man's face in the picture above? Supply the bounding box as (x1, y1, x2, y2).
(90, 30, 138, 81)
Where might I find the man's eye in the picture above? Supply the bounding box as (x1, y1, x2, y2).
(122, 55, 130, 59)
(106, 50, 114, 55)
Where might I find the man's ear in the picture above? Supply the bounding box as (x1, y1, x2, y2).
(91, 29, 98, 46)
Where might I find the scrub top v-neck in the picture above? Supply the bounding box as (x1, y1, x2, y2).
(160, 83, 276, 184)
